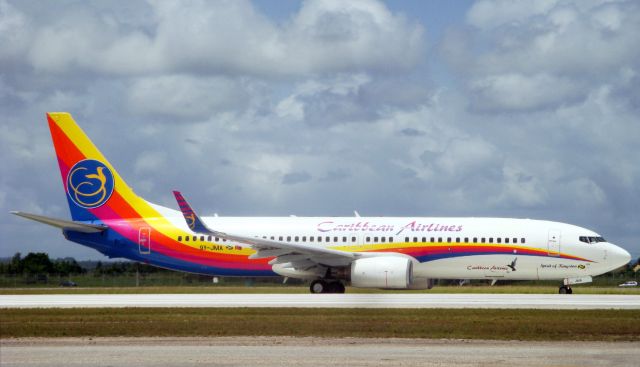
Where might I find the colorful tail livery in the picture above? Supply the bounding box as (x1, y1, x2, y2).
(11, 113, 632, 293)
(48, 112, 144, 222)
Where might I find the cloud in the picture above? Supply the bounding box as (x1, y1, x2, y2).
(449, 0, 640, 112)
(127, 75, 250, 119)
(282, 171, 312, 185)
(20, 0, 425, 77)
(469, 73, 586, 112)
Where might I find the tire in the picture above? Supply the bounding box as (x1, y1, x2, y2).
(310, 280, 326, 294)
(559, 286, 568, 294)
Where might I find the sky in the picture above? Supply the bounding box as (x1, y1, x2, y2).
(1, 0, 639, 261)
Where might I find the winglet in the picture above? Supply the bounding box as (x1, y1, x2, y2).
(172, 191, 216, 234)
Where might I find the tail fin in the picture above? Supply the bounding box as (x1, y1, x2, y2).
(47, 112, 145, 222)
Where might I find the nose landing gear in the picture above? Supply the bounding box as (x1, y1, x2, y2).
(559, 285, 573, 294)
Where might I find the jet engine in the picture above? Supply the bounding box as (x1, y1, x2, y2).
(349, 256, 413, 289)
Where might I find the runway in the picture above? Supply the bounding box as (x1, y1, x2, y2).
(2, 337, 639, 367)
(2, 293, 639, 309)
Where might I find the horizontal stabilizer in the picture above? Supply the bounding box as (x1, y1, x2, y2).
(10, 211, 108, 233)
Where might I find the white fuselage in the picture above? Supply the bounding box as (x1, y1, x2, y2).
(156, 207, 631, 281)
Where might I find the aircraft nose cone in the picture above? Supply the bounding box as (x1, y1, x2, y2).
(609, 244, 632, 268)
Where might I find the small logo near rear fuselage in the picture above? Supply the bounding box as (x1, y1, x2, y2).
(66, 159, 114, 209)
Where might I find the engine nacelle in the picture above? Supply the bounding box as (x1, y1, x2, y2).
(350, 256, 413, 289)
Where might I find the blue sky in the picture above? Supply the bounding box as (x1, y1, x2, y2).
(1, 0, 639, 261)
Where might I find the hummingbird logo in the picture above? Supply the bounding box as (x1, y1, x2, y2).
(66, 159, 114, 209)
(507, 257, 517, 272)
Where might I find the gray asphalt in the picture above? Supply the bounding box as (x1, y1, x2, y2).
(2, 337, 638, 367)
(2, 293, 640, 309)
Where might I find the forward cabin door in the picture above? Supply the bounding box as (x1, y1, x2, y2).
(547, 229, 561, 256)
(139, 227, 151, 254)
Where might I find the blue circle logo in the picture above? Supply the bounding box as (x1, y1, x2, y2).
(66, 159, 114, 209)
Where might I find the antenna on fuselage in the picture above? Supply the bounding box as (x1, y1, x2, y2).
(354, 210, 360, 217)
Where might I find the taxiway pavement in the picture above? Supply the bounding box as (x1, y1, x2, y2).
(2, 337, 638, 367)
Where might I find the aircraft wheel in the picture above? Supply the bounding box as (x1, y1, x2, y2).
(336, 282, 346, 293)
(310, 280, 327, 294)
(559, 286, 568, 294)
(567, 287, 573, 294)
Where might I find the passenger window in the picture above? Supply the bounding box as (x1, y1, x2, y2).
(413, 237, 418, 243)
(438, 237, 442, 243)
(352, 237, 356, 242)
(302, 236, 306, 242)
(481, 238, 485, 243)
(366, 237, 371, 242)
(295, 236, 299, 242)
(464, 237, 468, 243)
(200, 236, 205, 241)
(447, 237, 451, 243)
(317, 237, 321, 242)
(497, 238, 501, 244)
(185, 236, 189, 242)
(521, 238, 525, 244)
(473, 237, 477, 243)
(309, 236, 313, 242)
(178, 236, 182, 241)
(270, 236, 274, 240)
(456, 238, 460, 243)
(215, 237, 219, 242)
(334, 236, 338, 242)
(431, 237, 435, 243)
(405, 237, 409, 242)
(421, 237, 426, 243)
(287, 236, 291, 241)
(489, 238, 493, 243)
(207, 236, 212, 241)
(513, 238, 517, 244)
(279, 236, 283, 241)
(390, 237, 394, 243)
(342, 236, 347, 242)
(381, 237, 386, 243)
(374, 237, 379, 242)
(505, 238, 509, 244)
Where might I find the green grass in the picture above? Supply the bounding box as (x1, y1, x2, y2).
(2, 285, 639, 295)
(2, 308, 638, 341)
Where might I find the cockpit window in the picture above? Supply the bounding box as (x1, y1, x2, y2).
(579, 236, 606, 244)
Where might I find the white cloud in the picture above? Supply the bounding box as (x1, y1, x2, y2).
(469, 73, 585, 111)
(21, 0, 424, 77)
(127, 75, 249, 118)
(454, 0, 640, 112)
(0, 0, 31, 63)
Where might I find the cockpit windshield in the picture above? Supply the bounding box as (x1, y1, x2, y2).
(579, 236, 606, 244)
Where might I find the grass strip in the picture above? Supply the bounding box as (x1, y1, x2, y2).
(2, 308, 639, 341)
(2, 286, 639, 295)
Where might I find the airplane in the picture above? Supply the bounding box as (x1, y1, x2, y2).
(11, 112, 632, 294)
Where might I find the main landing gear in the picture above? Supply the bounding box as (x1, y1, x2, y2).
(310, 279, 346, 294)
(559, 285, 573, 294)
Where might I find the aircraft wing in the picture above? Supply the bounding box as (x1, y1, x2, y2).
(11, 211, 108, 233)
(172, 191, 358, 269)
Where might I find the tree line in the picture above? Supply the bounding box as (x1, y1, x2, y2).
(0, 252, 170, 277)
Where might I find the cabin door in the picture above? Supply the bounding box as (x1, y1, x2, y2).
(547, 229, 561, 256)
(139, 227, 151, 254)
